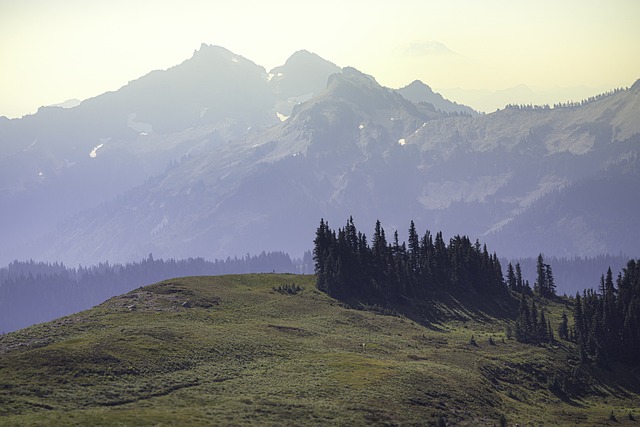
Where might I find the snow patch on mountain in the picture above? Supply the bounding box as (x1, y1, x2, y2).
(89, 144, 104, 158)
(24, 139, 38, 152)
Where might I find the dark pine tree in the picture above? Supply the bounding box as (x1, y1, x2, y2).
(572, 260, 640, 366)
(312, 217, 509, 307)
(515, 262, 524, 292)
(558, 311, 569, 340)
(507, 262, 517, 291)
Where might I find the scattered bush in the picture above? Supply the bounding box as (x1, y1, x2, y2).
(356, 303, 400, 317)
(504, 324, 513, 340)
(273, 284, 304, 295)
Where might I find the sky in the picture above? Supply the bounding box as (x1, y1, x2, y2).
(1, 0, 639, 118)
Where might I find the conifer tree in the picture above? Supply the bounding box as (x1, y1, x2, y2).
(558, 311, 569, 340)
(515, 263, 523, 292)
(408, 220, 420, 275)
(573, 293, 584, 344)
(507, 263, 517, 291)
(605, 267, 614, 294)
(599, 273, 606, 295)
(534, 253, 546, 296)
(313, 219, 331, 293)
(515, 295, 531, 343)
(569, 261, 640, 365)
(538, 309, 548, 343)
(545, 264, 556, 297)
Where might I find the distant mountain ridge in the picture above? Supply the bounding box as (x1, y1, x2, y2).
(395, 80, 478, 115)
(0, 45, 637, 265)
(437, 84, 624, 113)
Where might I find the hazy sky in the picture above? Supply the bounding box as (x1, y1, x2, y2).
(1, 0, 639, 118)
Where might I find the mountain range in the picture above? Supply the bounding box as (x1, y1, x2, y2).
(1, 44, 638, 266)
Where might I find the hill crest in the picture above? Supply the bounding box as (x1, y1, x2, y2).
(1, 274, 638, 425)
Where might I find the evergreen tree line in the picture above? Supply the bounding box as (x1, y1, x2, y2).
(503, 87, 626, 111)
(0, 251, 313, 333)
(504, 261, 531, 293)
(573, 260, 640, 366)
(313, 217, 506, 302)
(507, 254, 630, 296)
(506, 254, 557, 345)
(416, 101, 473, 117)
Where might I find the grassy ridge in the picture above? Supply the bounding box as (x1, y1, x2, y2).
(0, 274, 638, 426)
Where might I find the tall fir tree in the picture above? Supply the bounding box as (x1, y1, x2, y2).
(534, 253, 546, 296)
(515, 263, 524, 292)
(507, 263, 517, 291)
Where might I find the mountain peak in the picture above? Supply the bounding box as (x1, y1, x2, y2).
(188, 44, 252, 67)
(282, 50, 333, 68)
(269, 50, 341, 111)
(194, 43, 232, 56)
(405, 80, 434, 92)
(396, 79, 477, 115)
(271, 50, 339, 73)
(331, 66, 378, 86)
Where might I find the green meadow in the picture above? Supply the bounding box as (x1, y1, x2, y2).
(1, 274, 638, 426)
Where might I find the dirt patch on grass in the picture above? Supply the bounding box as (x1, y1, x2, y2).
(104, 283, 220, 313)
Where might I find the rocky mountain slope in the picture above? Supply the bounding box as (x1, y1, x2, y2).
(0, 45, 278, 253)
(1, 46, 638, 265)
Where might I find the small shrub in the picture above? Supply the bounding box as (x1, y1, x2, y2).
(547, 374, 562, 395)
(488, 336, 496, 346)
(469, 335, 477, 347)
(357, 303, 400, 317)
(273, 284, 304, 295)
(505, 324, 513, 340)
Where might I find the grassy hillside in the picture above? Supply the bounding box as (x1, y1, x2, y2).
(0, 274, 638, 426)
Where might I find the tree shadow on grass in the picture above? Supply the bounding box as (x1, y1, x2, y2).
(337, 288, 519, 332)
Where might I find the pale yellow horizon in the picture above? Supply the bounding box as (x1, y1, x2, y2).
(1, 0, 639, 118)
